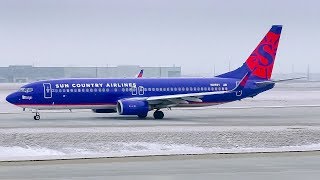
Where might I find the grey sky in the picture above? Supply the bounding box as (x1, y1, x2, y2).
(0, 0, 319, 75)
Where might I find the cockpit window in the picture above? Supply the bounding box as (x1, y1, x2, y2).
(18, 88, 33, 93)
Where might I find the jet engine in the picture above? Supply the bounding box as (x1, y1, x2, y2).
(117, 99, 150, 116)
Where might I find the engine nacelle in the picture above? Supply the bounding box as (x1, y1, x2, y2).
(92, 109, 117, 113)
(117, 99, 150, 115)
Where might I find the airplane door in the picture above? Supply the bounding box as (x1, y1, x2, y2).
(138, 86, 144, 95)
(43, 83, 52, 98)
(235, 81, 242, 96)
(131, 86, 137, 95)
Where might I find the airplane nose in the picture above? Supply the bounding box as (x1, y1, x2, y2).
(6, 92, 17, 105)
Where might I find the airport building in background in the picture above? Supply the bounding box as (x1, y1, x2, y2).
(0, 65, 181, 83)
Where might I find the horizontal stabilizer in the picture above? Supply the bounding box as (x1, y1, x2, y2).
(255, 77, 306, 87)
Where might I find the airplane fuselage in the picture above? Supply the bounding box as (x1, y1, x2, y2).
(6, 77, 273, 110)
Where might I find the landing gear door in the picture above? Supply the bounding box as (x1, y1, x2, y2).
(43, 83, 52, 98)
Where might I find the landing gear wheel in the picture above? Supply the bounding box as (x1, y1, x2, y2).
(137, 113, 148, 119)
(153, 110, 164, 119)
(34, 112, 40, 120)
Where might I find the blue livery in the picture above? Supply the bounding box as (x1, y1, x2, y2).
(6, 25, 282, 120)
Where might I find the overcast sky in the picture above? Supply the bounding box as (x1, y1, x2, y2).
(0, 0, 319, 75)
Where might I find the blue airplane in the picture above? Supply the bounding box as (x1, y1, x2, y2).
(7, 25, 283, 120)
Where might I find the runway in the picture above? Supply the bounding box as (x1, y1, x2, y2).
(1, 151, 320, 179)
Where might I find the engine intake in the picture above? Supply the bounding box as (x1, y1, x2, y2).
(117, 99, 150, 116)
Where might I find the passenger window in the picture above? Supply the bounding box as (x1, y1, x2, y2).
(122, 88, 125, 92)
(200, 87, 203, 91)
(114, 88, 117, 92)
(156, 88, 159, 91)
(86, 89, 89, 92)
(174, 87, 177, 91)
(197, 87, 200, 91)
(106, 88, 109, 92)
(178, 87, 181, 91)
(90, 88, 93, 92)
(70, 89, 73, 92)
(159, 88, 162, 91)
(204, 87, 207, 91)
(63, 89, 66, 93)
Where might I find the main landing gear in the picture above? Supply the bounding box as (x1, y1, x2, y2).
(153, 110, 164, 119)
(33, 112, 40, 120)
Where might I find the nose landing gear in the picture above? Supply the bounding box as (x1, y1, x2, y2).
(33, 112, 40, 120)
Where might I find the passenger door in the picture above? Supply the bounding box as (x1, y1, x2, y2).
(43, 83, 52, 98)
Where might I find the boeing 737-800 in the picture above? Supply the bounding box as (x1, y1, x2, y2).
(6, 25, 282, 120)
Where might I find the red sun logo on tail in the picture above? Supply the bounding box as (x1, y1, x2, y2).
(246, 32, 280, 80)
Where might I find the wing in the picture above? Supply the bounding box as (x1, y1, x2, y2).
(145, 72, 250, 108)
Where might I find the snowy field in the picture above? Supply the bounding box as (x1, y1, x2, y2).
(1, 126, 320, 161)
(1, 82, 320, 161)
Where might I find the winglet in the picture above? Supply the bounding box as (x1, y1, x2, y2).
(233, 72, 251, 91)
(136, 69, 144, 78)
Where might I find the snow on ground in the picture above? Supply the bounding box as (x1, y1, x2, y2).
(1, 126, 320, 161)
(2, 142, 320, 161)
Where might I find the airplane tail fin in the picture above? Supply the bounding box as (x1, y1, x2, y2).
(217, 25, 282, 80)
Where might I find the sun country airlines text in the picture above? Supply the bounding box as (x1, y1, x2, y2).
(55, 82, 137, 89)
